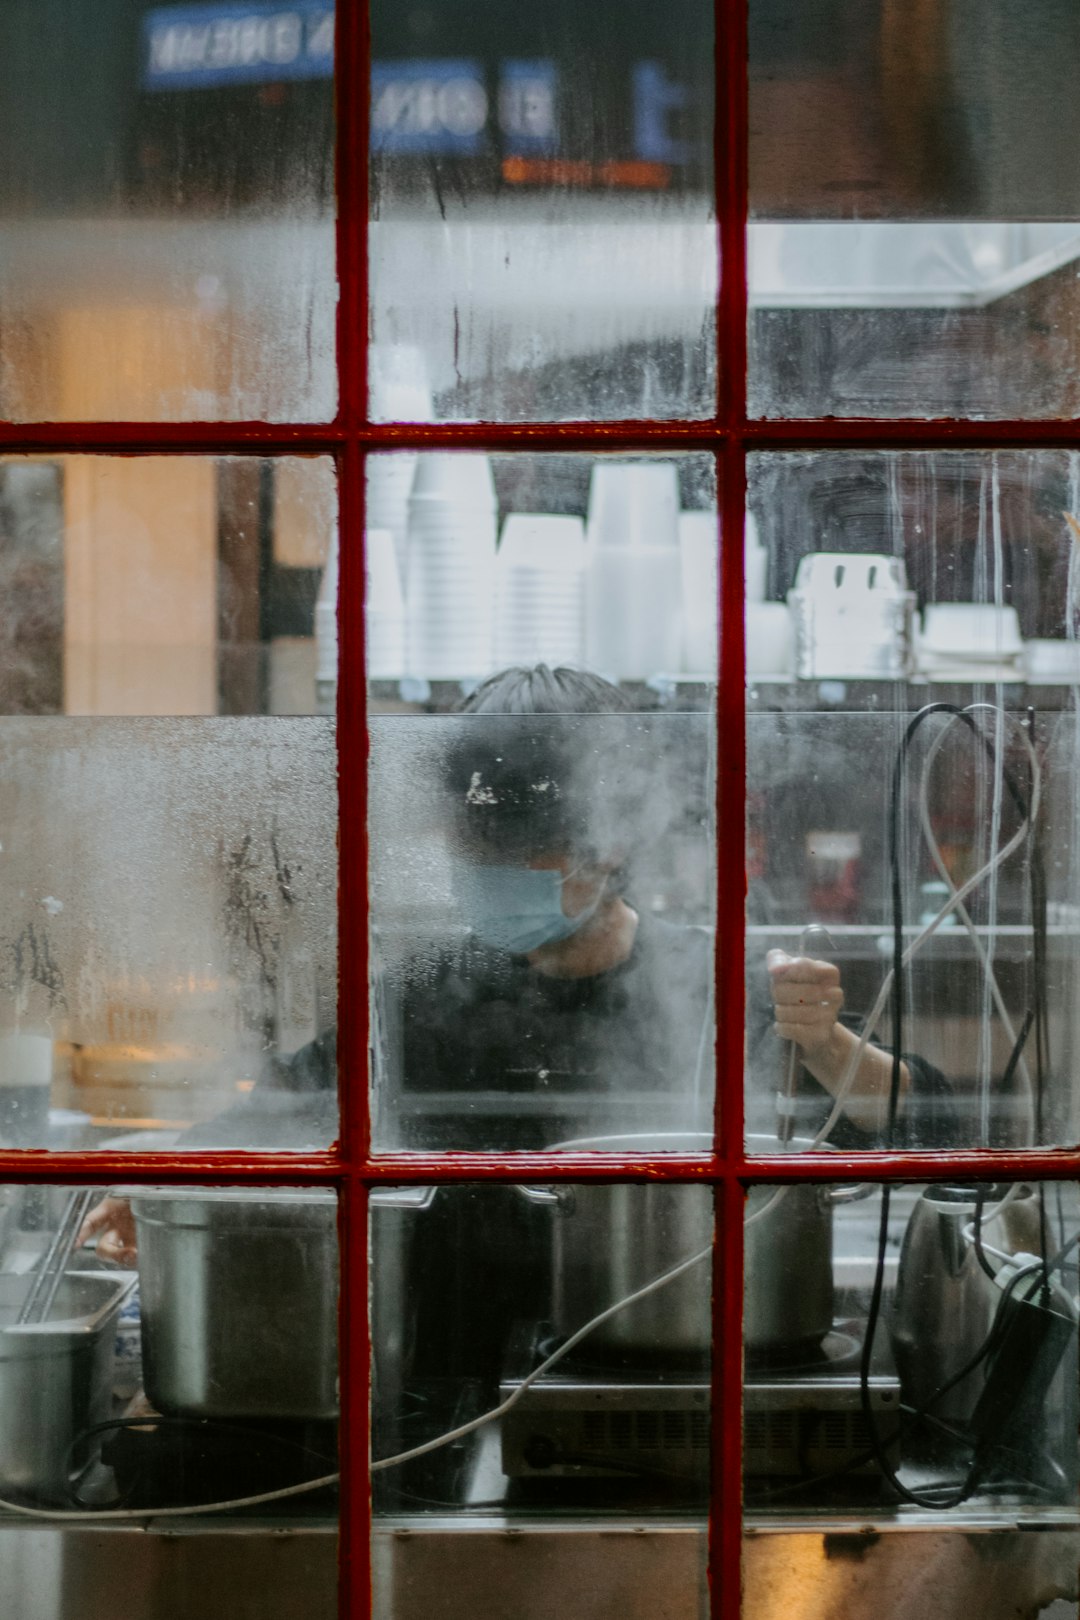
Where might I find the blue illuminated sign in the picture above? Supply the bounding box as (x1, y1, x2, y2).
(143, 3, 334, 89)
(499, 60, 558, 155)
(141, 9, 694, 177)
(371, 60, 489, 156)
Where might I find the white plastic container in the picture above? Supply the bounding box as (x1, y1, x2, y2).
(585, 461, 682, 679)
(788, 553, 915, 680)
(744, 511, 768, 604)
(404, 452, 498, 680)
(746, 602, 795, 677)
(920, 603, 1023, 676)
(366, 528, 406, 680)
(495, 514, 586, 668)
(1024, 638, 1080, 683)
(679, 511, 719, 675)
(586, 461, 680, 550)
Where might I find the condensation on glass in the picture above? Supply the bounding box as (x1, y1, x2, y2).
(742, 1175, 1080, 1605)
(371, 1179, 711, 1610)
(744, 449, 1080, 1152)
(369, 711, 714, 1153)
(0, 1179, 338, 1563)
(749, 0, 1080, 418)
(0, 455, 337, 717)
(368, 0, 716, 422)
(0, 6, 335, 421)
(0, 717, 337, 1151)
(362, 449, 718, 698)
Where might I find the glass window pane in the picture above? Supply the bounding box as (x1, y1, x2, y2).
(369, 1, 716, 422)
(0, 1181, 338, 1614)
(0, 716, 337, 1150)
(744, 1177, 1080, 1566)
(0, 455, 337, 718)
(0, 454, 338, 1152)
(366, 450, 716, 1154)
(749, 1, 1080, 418)
(746, 450, 1080, 1153)
(372, 1181, 710, 1615)
(0, 6, 335, 421)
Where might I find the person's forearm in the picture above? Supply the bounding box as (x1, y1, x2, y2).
(800, 1024, 910, 1136)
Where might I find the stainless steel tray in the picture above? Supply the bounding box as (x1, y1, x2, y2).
(0, 1270, 136, 1503)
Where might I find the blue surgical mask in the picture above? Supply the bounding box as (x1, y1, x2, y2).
(450, 860, 606, 955)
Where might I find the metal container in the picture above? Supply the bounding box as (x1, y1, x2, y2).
(523, 1135, 863, 1358)
(890, 1184, 1038, 1427)
(0, 1269, 135, 1502)
(130, 1188, 337, 1420)
(370, 1186, 436, 1455)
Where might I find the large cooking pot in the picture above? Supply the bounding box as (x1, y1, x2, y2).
(521, 1134, 866, 1358)
(131, 1188, 339, 1420)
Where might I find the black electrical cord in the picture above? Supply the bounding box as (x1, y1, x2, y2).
(973, 1007, 1037, 1281)
(858, 702, 1040, 1511)
(64, 1415, 338, 1510)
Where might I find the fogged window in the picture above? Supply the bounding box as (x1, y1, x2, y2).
(0, 1, 335, 421)
(369, 712, 714, 1152)
(750, 0, 1080, 417)
(369, 0, 716, 421)
(746, 449, 1080, 1152)
(0, 454, 338, 1150)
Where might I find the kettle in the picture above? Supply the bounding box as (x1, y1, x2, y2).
(890, 1187, 1002, 1434)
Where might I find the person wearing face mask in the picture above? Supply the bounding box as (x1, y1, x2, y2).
(80, 662, 953, 1270)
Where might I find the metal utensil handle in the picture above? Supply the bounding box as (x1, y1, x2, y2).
(17, 1188, 94, 1326)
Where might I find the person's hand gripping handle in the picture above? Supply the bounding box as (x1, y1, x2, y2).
(772, 924, 836, 1145)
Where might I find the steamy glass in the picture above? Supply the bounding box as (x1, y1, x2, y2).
(0, 454, 338, 1151)
(744, 1176, 1080, 1538)
(0, 5, 335, 421)
(369, 0, 716, 422)
(0, 1179, 338, 1572)
(371, 1180, 711, 1541)
(749, 0, 1080, 418)
(369, 711, 715, 1154)
(745, 450, 1080, 1153)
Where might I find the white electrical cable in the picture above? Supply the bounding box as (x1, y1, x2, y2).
(749, 707, 1041, 1229)
(960, 1225, 1014, 1267)
(0, 1243, 716, 1512)
(0, 1472, 340, 1524)
(800, 711, 1039, 1156)
(371, 1243, 713, 1473)
(917, 708, 1037, 1143)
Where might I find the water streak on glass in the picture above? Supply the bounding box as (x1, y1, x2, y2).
(369, 0, 716, 422)
(0, 719, 337, 1150)
(745, 449, 1080, 1153)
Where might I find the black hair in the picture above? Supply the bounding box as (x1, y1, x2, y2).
(444, 666, 635, 866)
(458, 665, 634, 717)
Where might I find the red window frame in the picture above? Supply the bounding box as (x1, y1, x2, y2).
(0, 3, 1078, 1617)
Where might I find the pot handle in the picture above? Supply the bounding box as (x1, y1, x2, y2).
(370, 1187, 438, 1212)
(824, 1183, 876, 1205)
(515, 1185, 573, 1211)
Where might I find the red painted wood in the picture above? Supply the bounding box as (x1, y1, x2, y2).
(9, 417, 1080, 454)
(714, 1176, 747, 1620)
(746, 418, 1080, 449)
(335, 1, 373, 1614)
(714, 0, 749, 1598)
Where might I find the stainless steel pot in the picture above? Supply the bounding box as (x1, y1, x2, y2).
(0, 1269, 135, 1502)
(522, 1134, 866, 1357)
(131, 1188, 338, 1420)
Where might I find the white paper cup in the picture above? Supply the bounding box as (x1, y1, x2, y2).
(410, 453, 496, 508)
(587, 461, 680, 552)
(0, 1034, 53, 1146)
